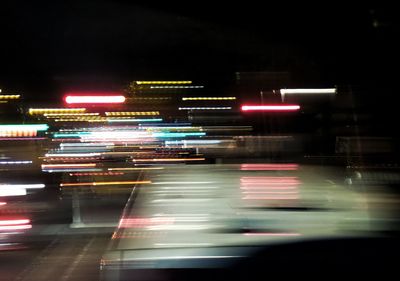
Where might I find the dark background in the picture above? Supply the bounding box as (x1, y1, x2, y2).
(0, 2, 399, 103)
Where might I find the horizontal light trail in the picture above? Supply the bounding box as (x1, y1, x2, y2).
(241, 105, 300, 111)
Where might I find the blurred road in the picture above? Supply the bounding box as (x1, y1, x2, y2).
(0, 140, 137, 281)
(0, 190, 131, 281)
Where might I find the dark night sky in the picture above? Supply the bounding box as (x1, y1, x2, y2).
(0, 1, 399, 101)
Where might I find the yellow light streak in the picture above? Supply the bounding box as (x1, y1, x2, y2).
(136, 81, 192, 85)
(29, 108, 86, 115)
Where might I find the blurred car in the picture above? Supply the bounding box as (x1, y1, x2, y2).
(100, 163, 399, 280)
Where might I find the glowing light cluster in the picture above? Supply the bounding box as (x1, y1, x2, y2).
(53, 129, 203, 142)
(45, 120, 206, 168)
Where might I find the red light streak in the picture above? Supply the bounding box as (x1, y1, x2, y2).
(65, 95, 126, 104)
(241, 191, 298, 194)
(0, 219, 30, 226)
(0, 225, 32, 231)
(241, 105, 300, 111)
(240, 177, 301, 192)
(240, 176, 301, 202)
(118, 217, 175, 228)
(242, 195, 299, 200)
(240, 164, 299, 171)
(240, 177, 301, 184)
(41, 163, 96, 169)
(240, 186, 298, 190)
(132, 158, 205, 162)
(0, 218, 31, 231)
(44, 157, 100, 162)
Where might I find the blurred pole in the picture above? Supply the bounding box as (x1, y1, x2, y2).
(260, 91, 267, 135)
(348, 84, 363, 166)
(70, 187, 84, 228)
(260, 90, 264, 105)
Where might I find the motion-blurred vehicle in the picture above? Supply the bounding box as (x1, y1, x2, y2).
(100, 164, 400, 280)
